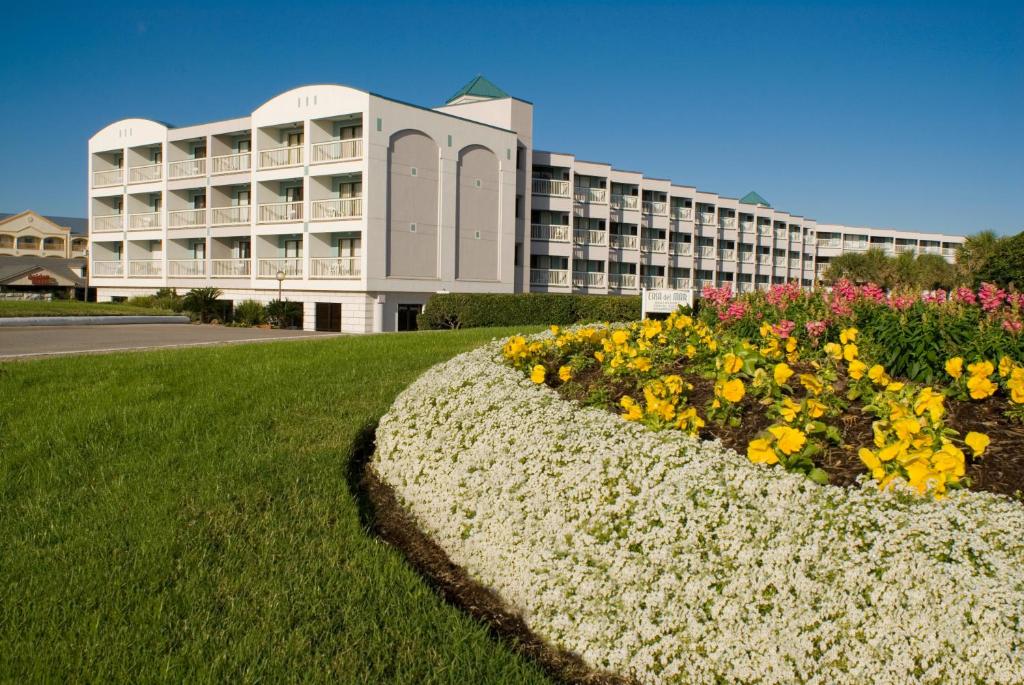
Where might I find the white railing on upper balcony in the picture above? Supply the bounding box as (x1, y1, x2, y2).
(167, 259, 206, 277)
(573, 271, 606, 287)
(643, 200, 667, 216)
(774, 229, 788, 239)
(258, 201, 303, 223)
(942, 247, 957, 257)
(211, 205, 251, 226)
(738, 252, 754, 263)
(532, 178, 571, 197)
(530, 269, 569, 286)
(790, 233, 803, 242)
(609, 273, 638, 289)
(698, 212, 716, 225)
(641, 238, 666, 253)
(719, 217, 737, 229)
(758, 225, 773, 236)
(574, 186, 607, 204)
(531, 224, 570, 242)
(311, 197, 362, 221)
(91, 260, 123, 276)
(641, 275, 667, 289)
(257, 258, 302, 278)
(211, 152, 251, 175)
(210, 258, 252, 277)
(610, 194, 639, 210)
(670, 242, 693, 256)
(609, 234, 639, 250)
(259, 145, 303, 169)
(128, 212, 161, 230)
(739, 221, 754, 232)
(844, 240, 869, 251)
(737, 282, 755, 293)
(670, 277, 691, 289)
(573, 229, 607, 246)
(128, 164, 162, 184)
(697, 245, 715, 258)
(757, 253, 772, 265)
(93, 214, 124, 232)
(719, 249, 736, 261)
(168, 158, 206, 179)
(894, 244, 917, 254)
(817, 237, 841, 248)
(671, 206, 693, 221)
(93, 169, 123, 188)
(311, 139, 363, 164)
(310, 256, 360, 279)
(128, 259, 162, 277)
(788, 258, 801, 269)
(920, 245, 942, 255)
(168, 208, 207, 229)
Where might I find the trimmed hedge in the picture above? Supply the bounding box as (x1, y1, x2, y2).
(418, 293, 641, 330)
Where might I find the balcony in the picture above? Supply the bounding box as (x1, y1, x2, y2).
(532, 178, 571, 198)
(128, 212, 161, 231)
(671, 207, 693, 221)
(572, 271, 606, 287)
(739, 221, 754, 232)
(641, 238, 666, 253)
(609, 234, 638, 250)
(844, 241, 869, 251)
(695, 279, 710, 290)
(642, 200, 667, 216)
(168, 208, 207, 229)
(257, 258, 302, 278)
(817, 237, 841, 248)
(211, 206, 251, 226)
(788, 258, 801, 269)
(719, 249, 735, 261)
(920, 246, 942, 255)
(210, 258, 252, 278)
(310, 256, 360, 279)
(894, 244, 917, 254)
(91, 260, 123, 277)
(641, 275, 667, 289)
(757, 254, 772, 265)
(311, 197, 362, 221)
(697, 245, 715, 258)
(311, 139, 362, 164)
(211, 152, 251, 175)
(737, 282, 755, 293)
(128, 164, 162, 184)
(128, 259, 162, 277)
(258, 201, 303, 224)
(669, 242, 692, 256)
(774, 229, 788, 240)
(573, 229, 607, 246)
(574, 187, 607, 204)
(530, 268, 569, 286)
(670, 277, 691, 289)
(942, 247, 957, 257)
(531, 223, 570, 243)
(738, 252, 754, 263)
(698, 213, 715, 225)
(609, 273, 638, 289)
(757, 225, 772, 237)
(719, 217, 736, 229)
(167, 259, 206, 277)
(168, 158, 206, 179)
(259, 145, 303, 169)
(93, 215, 124, 233)
(93, 169, 123, 188)
(610, 194, 639, 210)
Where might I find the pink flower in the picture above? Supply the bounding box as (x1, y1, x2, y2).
(718, 301, 748, 324)
(860, 283, 886, 303)
(765, 281, 803, 307)
(922, 289, 947, 304)
(888, 295, 915, 311)
(954, 287, 977, 305)
(771, 319, 797, 339)
(1002, 318, 1022, 334)
(805, 320, 827, 339)
(701, 284, 734, 309)
(979, 283, 1007, 312)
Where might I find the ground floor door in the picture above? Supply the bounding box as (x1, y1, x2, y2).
(397, 303, 422, 332)
(315, 302, 341, 332)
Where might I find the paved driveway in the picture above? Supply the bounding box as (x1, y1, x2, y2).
(0, 324, 342, 360)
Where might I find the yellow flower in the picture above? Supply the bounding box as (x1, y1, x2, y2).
(806, 399, 826, 419)
(999, 356, 1014, 378)
(759, 322, 773, 338)
(886, 382, 905, 392)
(633, 357, 652, 372)
(779, 397, 801, 423)
(1010, 382, 1024, 404)
(719, 378, 746, 403)
(799, 374, 824, 396)
(773, 363, 794, 386)
(611, 330, 630, 346)
(934, 444, 966, 478)
(619, 395, 643, 421)
(966, 375, 996, 400)
(823, 342, 842, 360)
(914, 387, 945, 422)
(594, 350, 605, 363)
(722, 353, 743, 374)
(747, 438, 778, 465)
(858, 448, 885, 480)
(786, 337, 798, 354)
(868, 365, 890, 387)
(840, 328, 858, 344)
(945, 357, 964, 379)
(842, 343, 859, 362)
(848, 359, 868, 380)
(558, 365, 572, 382)
(549, 325, 560, 336)
(964, 431, 990, 457)
(904, 459, 936, 493)
(530, 365, 546, 384)
(768, 425, 807, 456)
(892, 417, 922, 441)
(878, 441, 906, 462)
(967, 360, 994, 379)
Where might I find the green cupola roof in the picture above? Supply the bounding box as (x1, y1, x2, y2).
(446, 75, 510, 104)
(739, 191, 771, 207)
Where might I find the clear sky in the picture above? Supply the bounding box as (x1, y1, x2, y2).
(1, 0, 1020, 235)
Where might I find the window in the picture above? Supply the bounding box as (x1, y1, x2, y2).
(287, 131, 303, 147)
(285, 186, 303, 203)
(193, 193, 206, 210)
(151, 149, 162, 164)
(284, 239, 301, 258)
(338, 181, 361, 198)
(193, 143, 206, 159)
(397, 304, 422, 332)
(338, 237, 359, 258)
(192, 241, 206, 260)
(237, 139, 251, 153)
(235, 240, 251, 259)
(235, 190, 250, 206)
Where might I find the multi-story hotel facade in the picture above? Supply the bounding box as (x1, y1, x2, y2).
(88, 77, 965, 332)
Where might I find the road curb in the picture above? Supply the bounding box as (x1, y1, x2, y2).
(0, 315, 191, 327)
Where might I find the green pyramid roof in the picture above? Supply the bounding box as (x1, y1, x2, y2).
(740, 191, 771, 207)
(446, 75, 510, 104)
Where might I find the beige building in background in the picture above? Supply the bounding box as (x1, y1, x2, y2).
(87, 76, 965, 332)
(0, 210, 88, 259)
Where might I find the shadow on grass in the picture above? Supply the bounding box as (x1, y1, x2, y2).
(347, 422, 633, 685)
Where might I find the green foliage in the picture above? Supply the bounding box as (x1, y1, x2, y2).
(266, 299, 303, 328)
(977, 231, 1024, 288)
(418, 293, 641, 330)
(823, 249, 957, 290)
(0, 300, 177, 318)
(957, 230, 1001, 286)
(126, 288, 184, 313)
(182, 287, 224, 323)
(232, 300, 267, 327)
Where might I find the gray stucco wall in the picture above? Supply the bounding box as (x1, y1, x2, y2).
(455, 145, 500, 281)
(387, 130, 438, 279)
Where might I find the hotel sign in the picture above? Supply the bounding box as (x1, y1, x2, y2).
(641, 288, 694, 317)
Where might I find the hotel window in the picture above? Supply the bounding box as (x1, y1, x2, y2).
(338, 125, 362, 140)
(338, 181, 362, 199)
(285, 186, 303, 203)
(284, 239, 302, 258)
(192, 241, 206, 260)
(235, 190, 250, 206)
(287, 131, 303, 147)
(237, 139, 251, 153)
(193, 193, 206, 210)
(235, 240, 251, 259)
(192, 143, 206, 159)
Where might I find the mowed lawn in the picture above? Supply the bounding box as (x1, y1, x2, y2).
(0, 328, 550, 684)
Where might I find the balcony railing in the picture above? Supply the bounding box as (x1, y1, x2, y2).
(609, 273, 638, 289)
(572, 271, 606, 287)
(817, 238, 841, 248)
(774, 229, 788, 239)
(697, 245, 715, 258)
(719, 217, 737, 229)
(128, 164, 162, 184)
(758, 225, 773, 236)
(128, 212, 161, 230)
(844, 241, 869, 251)
(719, 249, 736, 261)
(310, 256, 360, 279)
(258, 201, 303, 224)
(698, 213, 716, 225)
(669, 242, 692, 256)
(211, 205, 251, 226)
(259, 145, 303, 169)
(739, 221, 754, 232)
(670, 277, 691, 289)
(91, 260, 123, 277)
(530, 268, 569, 286)
(92, 169, 123, 188)
(894, 244, 917, 254)
(942, 247, 957, 257)
(671, 206, 693, 221)
(211, 152, 251, 175)
(311, 139, 362, 164)
(257, 258, 302, 278)
(642, 200, 667, 216)
(574, 186, 607, 204)
(573, 229, 607, 246)
(210, 258, 251, 278)
(737, 282, 755, 293)
(167, 259, 206, 277)
(128, 259, 162, 277)
(168, 158, 206, 179)
(168, 208, 207, 229)
(738, 252, 754, 263)
(93, 214, 124, 232)
(789, 258, 801, 269)
(609, 234, 638, 250)
(757, 253, 772, 265)
(610, 194, 639, 210)
(532, 178, 571, 198)
(641, 275, 667, 289)
(641, 238, 666, 253)
(920, 246, 942, 255)
(531, 223, 570, 242)
(311, 197, 362, 221)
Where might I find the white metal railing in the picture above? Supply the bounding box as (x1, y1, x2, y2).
(128, 164, 162, 184)
(610, 234, 638, 250)
(210, 258, 251, 277)
(257, 258, 302, 278)
(531, 223, 570, 242)
(920, 246, 941, 255)
(817, 237, 841, 247)
(91, 260, 123, 276)
(942, 247, 956, 256)
(93, 169, 123, 187)
(894, 244, 917, 254)
(532, 178, 571, 197)
(698, 213, 716, 224)
(641, 275, 667, 289)
(719, 249, 736, 261)
(530, 268, 569, 286)
(737, 282, 755, 293)
(574, 186, 607, 204)
(310, 256, 360, 279)
(168, 158, 206, 179)
(168, 208, 207, 228)
(93, 214, 123, 232)
(671, 206, 693, 221)
(573, 271, 606, 287)
(641, 238, 667, 253)
(311, 139, 363, 164)
(167, 259, 206, 277)
(128, 259, 162, 277)
(790, 233, 803, 242)
(259, 145, 303, 169)
(311, 197, 362, 221)
(258, 201, 303, 223)
(211, 152, 251, 175)
(643, 200, 667, 216)
(211, 205, 251, 226)
(844, 241, 869, 251)
(609, 273, 638, 289)
(573, 229, 607, 246)
(757, 253, 772, 265)
(697, 245, 715, 257)
(128, 212, 161, 230)
(739, 222, 754, 232)
(738, 252, 754, 263)
(670, 277, 691, 289)
(789, 258, 801, 269)
(670, 242, 692, 256)
(758, 225, 773, 236)
(774, 229, 788, 239)
(719, 217, 737, 229)
(610, 194, 639, 210)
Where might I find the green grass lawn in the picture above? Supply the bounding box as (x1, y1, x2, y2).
(0, 328, 551, 684)
(0, 300, 176, 317)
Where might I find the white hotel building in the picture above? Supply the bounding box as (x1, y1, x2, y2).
(88, 76, 965, 332)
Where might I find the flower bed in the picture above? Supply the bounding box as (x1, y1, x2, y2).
(374, 337, 1024, 684)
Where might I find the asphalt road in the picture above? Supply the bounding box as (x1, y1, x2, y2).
(0, 324, 342, 360)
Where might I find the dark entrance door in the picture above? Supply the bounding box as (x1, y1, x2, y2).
(315, 302, 341, 332)
(397, 304, 422, 332)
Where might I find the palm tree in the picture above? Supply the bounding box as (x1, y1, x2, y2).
(956, 231, 1000, 286)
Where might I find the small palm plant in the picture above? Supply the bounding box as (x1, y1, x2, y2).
(182, 287, 224, 323)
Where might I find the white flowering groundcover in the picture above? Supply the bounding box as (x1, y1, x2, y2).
(373, 334, 1024, 685)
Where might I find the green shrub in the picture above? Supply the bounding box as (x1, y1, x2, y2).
(182, 287, 224, 323)
(233, 300, 267, 327)
(266, 299, 303, 329)
(418, 293, 641, 330)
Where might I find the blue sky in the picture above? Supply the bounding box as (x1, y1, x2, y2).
(1, 0, 1020, 235)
